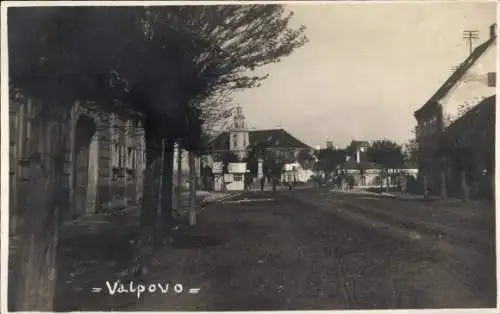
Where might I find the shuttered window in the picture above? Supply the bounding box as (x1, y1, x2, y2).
(487, 72, 496, 87)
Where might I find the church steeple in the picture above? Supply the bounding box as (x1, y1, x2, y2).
(229, 106, 249, 160)
(233, 105, 245, 129)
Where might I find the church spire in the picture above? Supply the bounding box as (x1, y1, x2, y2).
(234, 105, 245, 129)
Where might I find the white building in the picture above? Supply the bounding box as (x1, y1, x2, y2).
(440, 24, 497, 128)
(206, 106, 313, 191)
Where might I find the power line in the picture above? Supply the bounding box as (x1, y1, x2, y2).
(463, 29, 479, 55)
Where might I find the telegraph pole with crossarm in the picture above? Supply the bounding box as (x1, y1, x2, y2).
(463, 29, 479, 55)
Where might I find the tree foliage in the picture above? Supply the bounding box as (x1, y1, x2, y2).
(10, 5, 308, 147)
(314, 148, 346, 174)
(8, 5, 308, 311)
(403, 138, 419, 162)
(296, 148, 315, 170)
(214, 151, 240, 173)
(366, 140, 404, 170)
(244, 142, 265, 176)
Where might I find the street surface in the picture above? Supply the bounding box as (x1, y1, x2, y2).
(64, 188, 496, 311)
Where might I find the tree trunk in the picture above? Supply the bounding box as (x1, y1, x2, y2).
(385, 170, 390, 192)
(380, 169, 384, 192)
(160, 138, 175, 238)
(423, 174, 428, 198)
(461, 170, 469, 202)
(440, 170, 447, 200)
(130, 127, 162, 275)
(176, 142, 182, 213)
(13, 119, 66, 311)
(188, 151, 197, 226)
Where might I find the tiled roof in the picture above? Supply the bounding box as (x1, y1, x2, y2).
(340, 158, 381, 170)
(208, 128, 311, 151)
(401, 161, 419, 169)
(414, 35, 496, 119)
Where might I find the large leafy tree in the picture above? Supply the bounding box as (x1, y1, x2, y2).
(314, 148, 346, 177)
(214, 151, 241, 173)
(8, 5, 307, 310)
(296, 148, 315, 170)
(403, 138, 419, 162)
(366, 140, 404, 191)
(244, 141, 269, 176)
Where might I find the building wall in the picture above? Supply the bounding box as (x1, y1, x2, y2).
(9, 97, 147, 224)
(9, 98, 72, 226)
(225, 173, 245, 191)
(440, 41, 496, 128)
(97, 110, 145, 211)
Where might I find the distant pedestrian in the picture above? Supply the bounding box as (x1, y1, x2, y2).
(244, 174, 252, 192)
(347, 175, 354, 190)
(272, 175, 278, 194)
(260, 176, 265, 191)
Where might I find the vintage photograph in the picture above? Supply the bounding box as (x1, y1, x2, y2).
(5, 1, 497, 311)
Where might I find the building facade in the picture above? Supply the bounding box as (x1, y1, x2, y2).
(339, 140, 418, 189)
(9, 97, 147, 230)
(205, 106, 312, 190)
(207, 106, 312, 164)
(413, 23, 496, 197)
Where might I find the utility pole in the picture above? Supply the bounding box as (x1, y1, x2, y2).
(463, 29, 479, 55)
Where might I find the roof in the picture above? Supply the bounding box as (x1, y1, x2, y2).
(209, 128, 312, 151)
(414, 35, 496, 119)
(340, 159, 381, 170)
(401, 161, 418, 169)
(442, 95, 495, 141)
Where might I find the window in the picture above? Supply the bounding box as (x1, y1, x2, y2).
(9, 112, 16, 144)
(112, 143, 120, 168)
(415, 125, 421, 138)
(422, 121, 427, 135)
(120, 146, 126, 168)
(127, 147, 134, 168)
(428, 117, 435, 133)
(234, 174, 243, 182)
(487, 72, 496, 87)
(232, 134, 238, 148)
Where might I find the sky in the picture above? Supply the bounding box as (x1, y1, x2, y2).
(231, 1, 497, 149)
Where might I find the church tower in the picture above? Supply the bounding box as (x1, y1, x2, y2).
(229, 106, 250, 160)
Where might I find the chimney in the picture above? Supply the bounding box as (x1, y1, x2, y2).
(356, 149, 360, 164)
(490, 23, 497, 39)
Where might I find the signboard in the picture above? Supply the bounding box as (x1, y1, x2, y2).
(212, 161, 223, 174)
(228, 162, 246, 173)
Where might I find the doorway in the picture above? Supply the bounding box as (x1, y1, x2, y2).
(72, 115, 97, 218)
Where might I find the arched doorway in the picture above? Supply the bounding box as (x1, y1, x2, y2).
(72, 114, 97, 218)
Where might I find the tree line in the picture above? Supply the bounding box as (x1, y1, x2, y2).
(308, 140, 411, 190)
